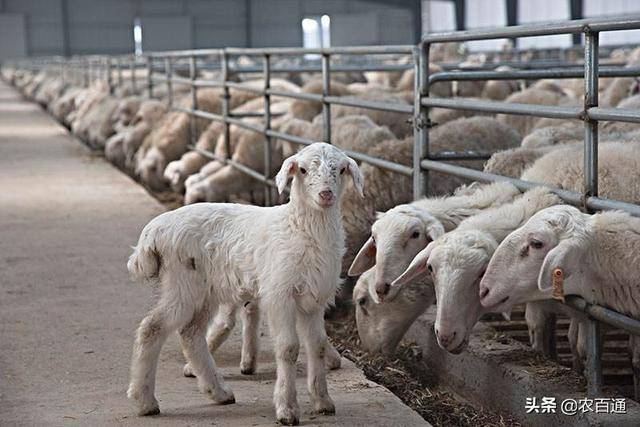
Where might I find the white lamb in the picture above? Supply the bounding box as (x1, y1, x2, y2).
(347, 181, 521, 353)
(126, 143, 363, 425)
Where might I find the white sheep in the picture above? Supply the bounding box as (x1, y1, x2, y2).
(478, 206, 640, 384)
(392, 187, 562, 353)
(347, 182, 521, 353)
(126, 143, 363, 424)
(496, 88, 574, 136)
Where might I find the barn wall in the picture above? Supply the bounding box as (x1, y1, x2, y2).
(0, 0, 418, 59)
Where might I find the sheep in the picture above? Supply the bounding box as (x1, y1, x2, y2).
(105, 99, 168, 171)
(127, 143, 363, 424)
(347, 182, 521, 354)
(290, 79, 351, 121)
(520, 124, 584, 149)
(185, 115, 395, 204)
(391, 187, 562, 353)
(395, 64, 453, 98)
(340, 116, 521, 276)
(478, 206, 640, 391)
(496, 88, 573, 136)
(394, 140, 640, 353)
(600, 94, 640, 134)
(49, 86, 84, 123)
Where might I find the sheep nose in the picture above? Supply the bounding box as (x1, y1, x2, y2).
(479, 285, 490, 301)
(436, 329, 457, 347)
(375, 282, 390, 299)
(319, 190, 334, 201)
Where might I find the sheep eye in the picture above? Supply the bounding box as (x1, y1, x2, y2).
(340, 167, 346, 175)
(411, 231, 420, 239)
(357, 296, 367, 307)
(530, 239, 544, 249)
(427, 264, 433, 273)
(300, 167, 307, 175)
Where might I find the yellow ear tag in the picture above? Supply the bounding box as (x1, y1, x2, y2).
(551, 268, 565, 302)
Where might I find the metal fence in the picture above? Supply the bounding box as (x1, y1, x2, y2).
(6, 14, 640, 400)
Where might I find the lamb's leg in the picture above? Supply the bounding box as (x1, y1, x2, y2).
(128, 293, 193, 415)
(268, 303, 300, 425)
(179, 300, 235, 405)
(325, 339, 342, 370)
(525, 301, 557, 359)
(240, 301, 260, 375)
(568, 316, 585, 373)
(183, 303, 237, 377)
(298, 310, 335, 416)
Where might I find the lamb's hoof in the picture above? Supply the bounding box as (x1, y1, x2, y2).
(220, 396, 236, 405)
(277, 415, 299, 426)
(183, 363, 196, 378)
(240, 365, 255, 375)
(312, 399, 336, 415)
(138, 405, 160, 416)
(276, 406, 300, 426)
(326, 356, 341, 370)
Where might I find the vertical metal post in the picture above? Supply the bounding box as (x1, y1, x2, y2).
(189, 55, 198, 146)
(263, 53, 272, 206)
(413, 43, 430, 200)
(117, 57, 123, 88)
(106, 57, 113, 94)
(584, 30, 599, 205)
(85, 58, 90, 87)
(221, 51, 231, 160)
(321, 53, 331, 143)
(147, 56, 153, 99)
(583, 28, 602, 397)
(584, 318, 603, 396)
(130, 56, 137, 94)
(165, 57, 173, 108)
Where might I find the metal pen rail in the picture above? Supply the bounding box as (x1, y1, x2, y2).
(6, 14, 640, 401)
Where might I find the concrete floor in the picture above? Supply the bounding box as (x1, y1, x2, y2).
(0, 80, 427, 426)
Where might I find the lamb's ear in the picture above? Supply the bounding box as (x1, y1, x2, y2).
(425, 221, 445, 242)
(275, 155, 297, 194)
(346, 157, 364, 197)
(537, 239, 580, 292)
(392, 241, 435, 286)
(348, 237, 376, 276)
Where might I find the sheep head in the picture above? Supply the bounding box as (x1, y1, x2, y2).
(348, 204, 444, 303)
(275, 142, 363, 210)
(479, 205, 588, 312)
(393, 229, 496, 354)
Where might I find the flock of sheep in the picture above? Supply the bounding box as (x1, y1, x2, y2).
(3, 42, 640, 423)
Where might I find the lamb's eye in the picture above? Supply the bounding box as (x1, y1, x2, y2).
(411, 231, 420, 239)
(340, 167, 346, 175)
(427, 264, 433, 273)
(357, 296, 367, 307)
(300, 167, 307, 175)
(530, 239, 544, 249)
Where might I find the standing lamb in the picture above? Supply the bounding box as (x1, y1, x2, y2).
(127, 143, 363, 424)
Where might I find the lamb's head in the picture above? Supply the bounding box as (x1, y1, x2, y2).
(114, 98, 141, 127)
(393, 229, 497, 353)
(480, 205, 587, 312)
(276, 142, 363, 210)
(348, 204, 444, 303)
(137, 146, 168, 191)
(163, 160, 184, 191)
(353, 268, 433, 354)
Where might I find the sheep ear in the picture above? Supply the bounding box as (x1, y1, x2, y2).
(392, 241, 435, 286)
(275, 155, 297, 194)
(348, 237, 376, 276)
(425, 221, 445, 242)
(346, 157, 364, 197)
(537, 240, 580, 292)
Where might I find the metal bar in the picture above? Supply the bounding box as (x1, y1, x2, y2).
(106, 57, 113, 94)
(263, 53, 272, 206)
(190, 146, 278, 188)
(117, 57, 123, 88)
(321, 54, 331, 143)
(584, 31, 599, 208)
(324, 96, 414, 114)
(428, 66, 640, 83)
(146, 57, 153, 98)
(165, 57, 173, 108)
(420, 159, 640, 217)
(584, 318, 604, 396)
(414, 44, 428, 200)
(588, 107, 640, 123)
(422, 97, 582, 119)
(189, 55, 198, 147)
(224, 45, 414, 56)
(130, 57, 137, 94)
(222, 51, 231, 161)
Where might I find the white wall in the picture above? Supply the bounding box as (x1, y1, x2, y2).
(517, 0, 571, 49)
(585, 0, 640, 46)
(465, 0, 508, 52)
(422, 0, 456, 33)
(0, 14, 27, 60)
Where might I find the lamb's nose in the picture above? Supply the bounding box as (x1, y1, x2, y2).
(319, 190, 334, 201)
(375, 282, 390, 299)
(479, 285, 490, 301)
